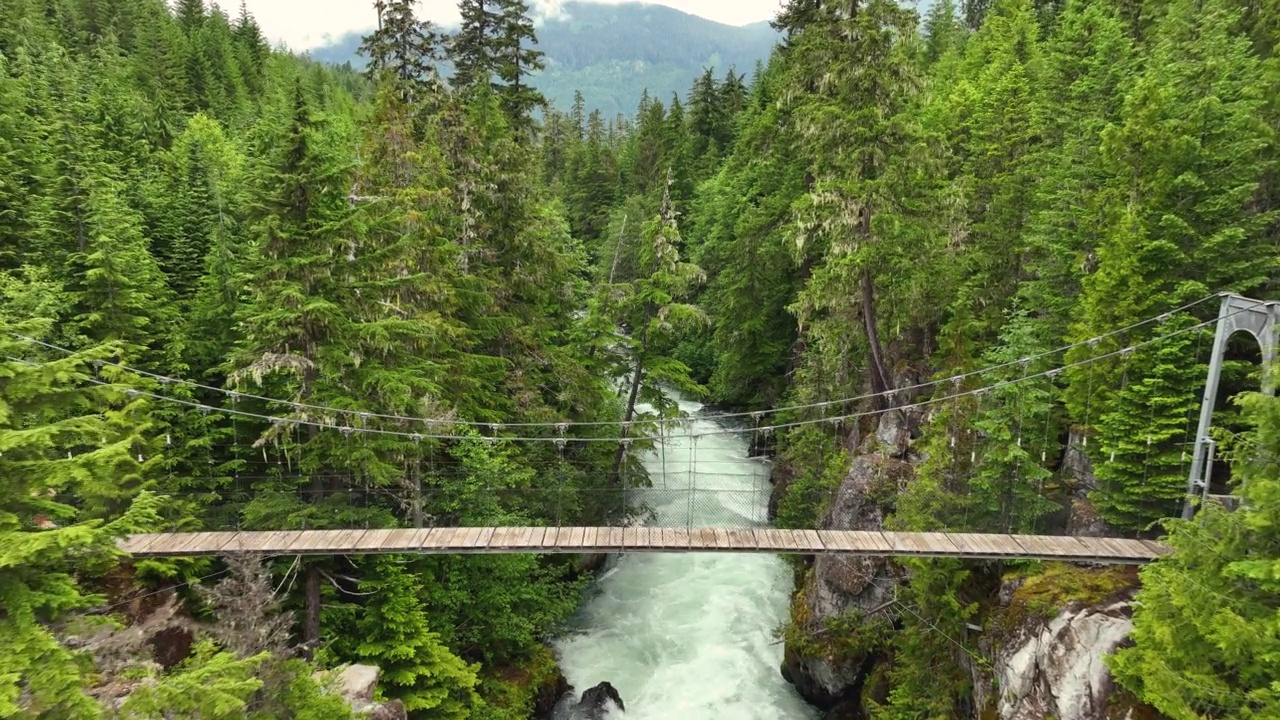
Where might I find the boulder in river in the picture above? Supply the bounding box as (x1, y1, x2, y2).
(553, 681, 626, 719)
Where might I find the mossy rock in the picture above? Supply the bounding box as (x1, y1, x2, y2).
(990, 563, 1139, 643)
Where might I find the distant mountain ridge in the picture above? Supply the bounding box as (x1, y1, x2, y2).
(308, 1, 780, 117)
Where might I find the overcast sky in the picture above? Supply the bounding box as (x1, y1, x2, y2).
(230, 0, 784, 51)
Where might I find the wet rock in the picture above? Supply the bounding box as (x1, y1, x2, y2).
(552, 681, 625, 719)
(577, 681, 625, 718)
(534, 672, 572, 719)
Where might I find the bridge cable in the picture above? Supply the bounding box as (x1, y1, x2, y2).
(6, 293, 1228, 430)
(1, 306, 1253, 446)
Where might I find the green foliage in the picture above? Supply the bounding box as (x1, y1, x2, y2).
(774, 427, 851, 530)
(1, 326, 163, 718)
(116, 642, 355, 720)
(325, 558, 479, 716)
(1111, 391, 1280, 717)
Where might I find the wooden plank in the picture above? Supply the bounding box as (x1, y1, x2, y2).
(621, 526, 642, 549)
(128, 533, 182, 555)
(688, 528, 712, 550)
(768, 528, 795, 552)
(798, 530, 824, 552)
(458, 527, 482, 548)
(670, 527, 691, 549)
(1139, 539, 1171, 557)
(852, 531, 894, 553)
(602, 527, 625, 549)
(916, 532, 960, 556)
(279, 530, 326, 553)
(579, 527, 599, 548)
(888, 532, 931, 555)
(1072, 536, 1118, 559)
(727, 529, 756, 550)
(569, 527, 587, 548)
(180, 532, 242, 555)
(332, 527, 368, 548)
(454, 527, 481, 549)
(471, 527, 495, 549)
(1007, 534, 1070, 558)
(818, 530, 853, 552)
(709, 528, 729, 549)
(135, 534, 184, 555)
(489, 527, 522, 549)
(945, 533, 1010, 557)
(350, 529, 391, 551)
(376, 528, 423, 552)
(416, 528, 448, 549)
(507, 527, 533, 548)
(123, 533, 171, 555)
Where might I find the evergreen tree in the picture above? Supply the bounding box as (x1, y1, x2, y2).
(1111, 390, 1280, 715)
(326, 559, 479, 717)
(787, 0, 929, 405)
(591, 175, 706, 484)
(494, 0, 546, 128)
(0, 326, 162, 718)
(1070, 0, 1274, 530)
(67, 171, 174, 362)
(450, 0, 501, 91)
(360, 0, 445, 106)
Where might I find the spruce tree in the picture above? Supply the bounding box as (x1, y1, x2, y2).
(0, 327, 162, 718)
(493, 0, 546, 128)
(450, 0, 501, 91)
(231, 82, 363, 649)
(325, 559, 479, 716)
(593, 175, 706, 485)
(1110, 390, 1280, 715)
(1070, 0, 1273, 530)
(786, 0, 927, 405)
(360, 0, 445, 106)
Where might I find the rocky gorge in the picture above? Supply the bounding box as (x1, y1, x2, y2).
(772, 407, 1164, 719)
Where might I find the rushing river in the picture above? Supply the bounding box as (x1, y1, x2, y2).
(553, 395, 818, 719)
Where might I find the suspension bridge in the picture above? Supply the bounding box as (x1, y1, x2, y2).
(119, 527, 1166, 563)
(16, 294, 1273, 565)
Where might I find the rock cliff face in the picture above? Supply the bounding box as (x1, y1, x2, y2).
(780, 410, 917, 715)
(778, 412, 1160, 719)
(990, 602, 1134, 720)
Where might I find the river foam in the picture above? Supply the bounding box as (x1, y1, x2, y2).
(553, 397, 817, 719)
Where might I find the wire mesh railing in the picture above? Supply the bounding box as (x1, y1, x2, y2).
(147, 474, 777, 532)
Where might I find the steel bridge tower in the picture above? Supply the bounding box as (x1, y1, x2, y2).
(1182, 294, 1279, 519)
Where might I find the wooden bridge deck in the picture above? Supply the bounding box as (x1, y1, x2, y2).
(119, 528, 1168, 564)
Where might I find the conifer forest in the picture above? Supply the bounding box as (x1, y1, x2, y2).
(2, 0, 1279, 718)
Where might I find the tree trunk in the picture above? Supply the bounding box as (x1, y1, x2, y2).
(608, 215, 628, 284)
(303, 566, 321, 657)
(610, 309, 652, 488)
(860, 266, 894, 407)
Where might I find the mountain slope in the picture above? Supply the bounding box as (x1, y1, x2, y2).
(308, 1, 779, 117)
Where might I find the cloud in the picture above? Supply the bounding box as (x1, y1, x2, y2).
(240, 0, 779, 51)
(529, 0, 572, 22)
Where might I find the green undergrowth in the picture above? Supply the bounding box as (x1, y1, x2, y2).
(473, 644, 564, 720)
(781, 570, 893, 669)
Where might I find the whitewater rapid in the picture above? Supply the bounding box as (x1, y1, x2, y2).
(553, 395, 818, 719)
